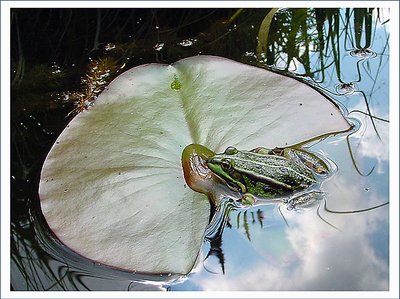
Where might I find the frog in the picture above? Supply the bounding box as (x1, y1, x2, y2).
(206, 146, 329, 205)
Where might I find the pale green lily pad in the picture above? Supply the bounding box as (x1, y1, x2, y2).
(39, 55, 350, 274)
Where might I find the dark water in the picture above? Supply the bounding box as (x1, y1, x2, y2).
(10, 8, 390, 291)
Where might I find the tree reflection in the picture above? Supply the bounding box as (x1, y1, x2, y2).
(262, 8, 386, 76)
(260, 7, 389, 180)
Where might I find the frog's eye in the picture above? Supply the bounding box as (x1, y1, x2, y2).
(221, 158, 233, 170)
(224, 146, 238, 155)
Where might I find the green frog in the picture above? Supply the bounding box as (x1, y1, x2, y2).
(206, 146, 329, 205)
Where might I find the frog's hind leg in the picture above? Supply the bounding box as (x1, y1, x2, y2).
(288, 149, 330, 175)
(251, 147, 288, 157)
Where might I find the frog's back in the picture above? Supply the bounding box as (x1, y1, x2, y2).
(234, 150, 316, 186)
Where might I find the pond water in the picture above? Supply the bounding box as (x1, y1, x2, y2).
(10, 7, 392, 292)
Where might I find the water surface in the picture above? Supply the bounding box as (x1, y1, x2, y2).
(10, 7, 390, 291)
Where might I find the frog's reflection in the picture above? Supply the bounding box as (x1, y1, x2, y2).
(204, 229, 225, 274)
(203, 199, 267, 275)
(202, 200, 232, 275)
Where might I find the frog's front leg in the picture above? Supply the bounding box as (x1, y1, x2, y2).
(239, 193, 257, 206)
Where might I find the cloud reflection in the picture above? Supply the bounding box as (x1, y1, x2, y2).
(348, 109, 389, 164)
(192, 172, 388, 291)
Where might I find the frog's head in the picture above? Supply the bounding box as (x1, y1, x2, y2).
(206, 147, 246, 193)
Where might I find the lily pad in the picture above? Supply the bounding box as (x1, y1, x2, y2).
(39, 55, 350, 275)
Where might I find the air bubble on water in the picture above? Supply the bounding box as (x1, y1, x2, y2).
(120, 62, 127, 70)
(51, 62, 62, 74)
(62, 93, 70, 102)
(178, 38, 197, 47)
(244, 51, 256, 57)
(153, 43, 164, 51)
(335, 82, 357, 95)
(104, 43, 116, 51)
(350, 48, 376, 60)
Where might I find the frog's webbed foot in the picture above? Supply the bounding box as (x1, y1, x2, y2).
(285, 190, 324, 210)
